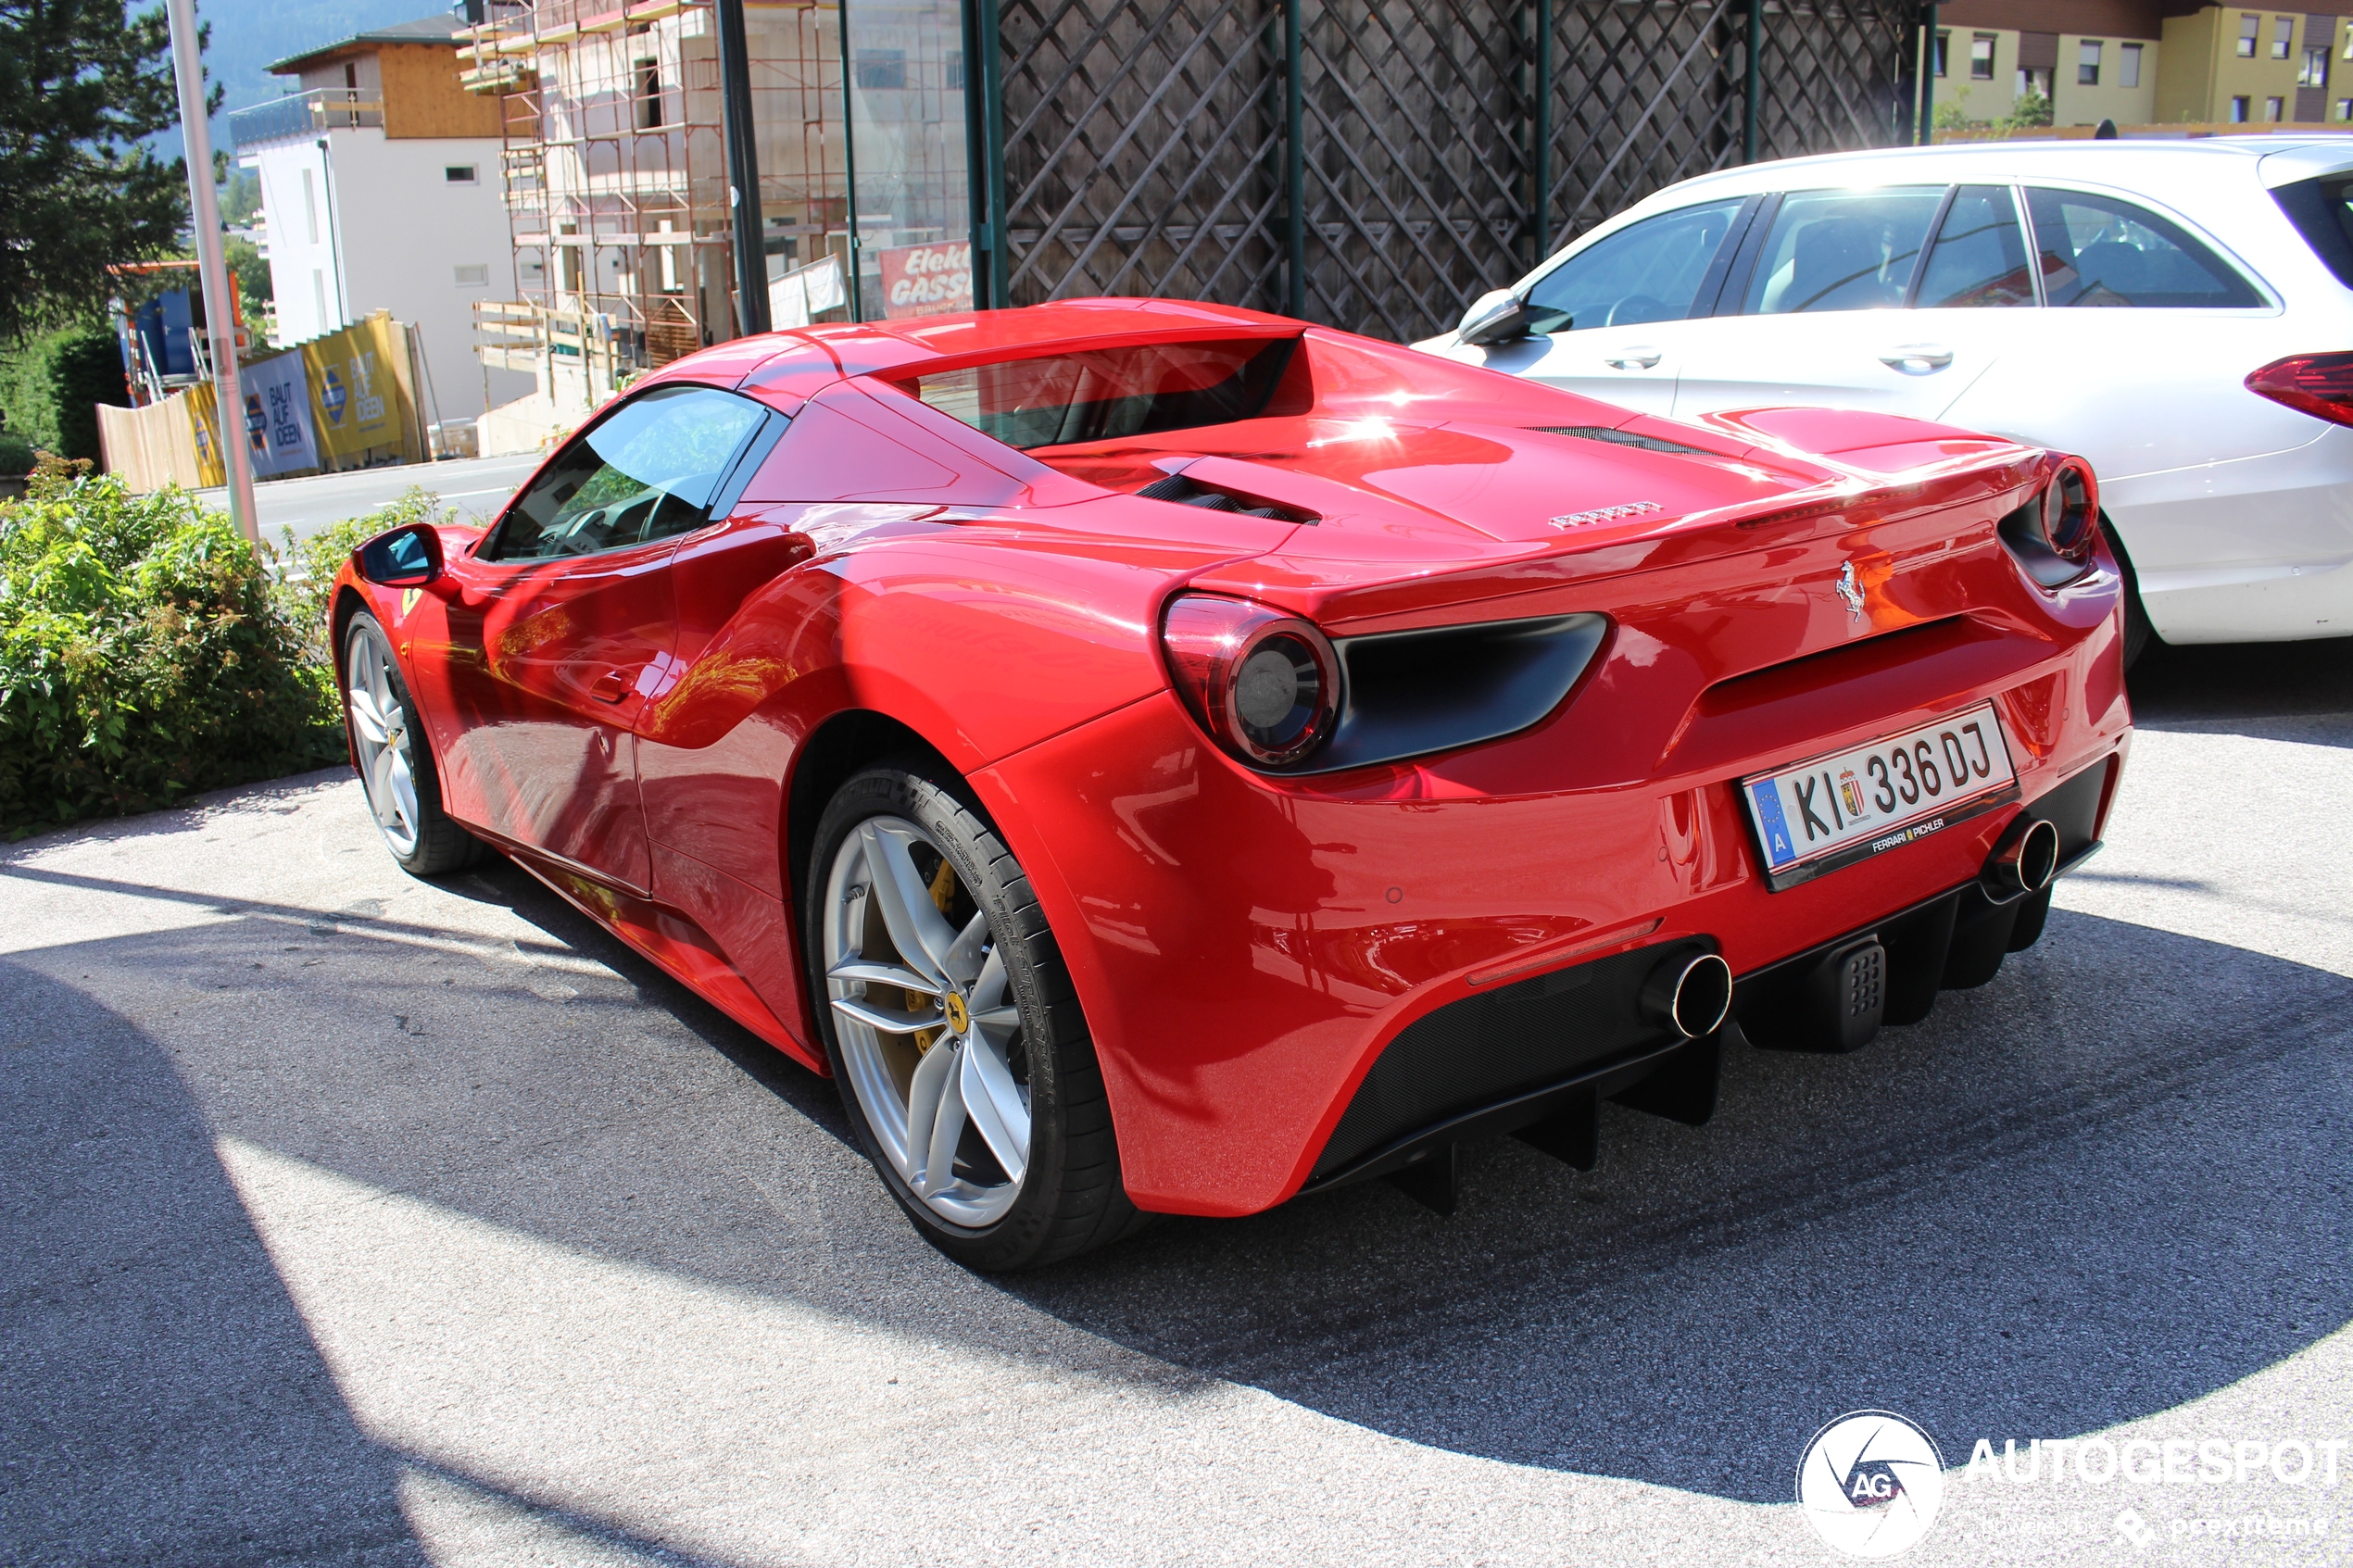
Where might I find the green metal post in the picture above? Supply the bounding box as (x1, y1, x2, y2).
(838, 0, 863, 321)
(1534, 0, 1553, 259)
(980, 0, 1009, 307)
(1920, 4, 1938, 144)
(1284, 0, 1304, 317)
(1743, 0, 1762, 164)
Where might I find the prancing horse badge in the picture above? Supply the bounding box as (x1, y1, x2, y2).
(1834, 561, 1865, 623)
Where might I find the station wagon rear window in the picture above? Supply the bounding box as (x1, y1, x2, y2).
(903, 338, 1295, 449)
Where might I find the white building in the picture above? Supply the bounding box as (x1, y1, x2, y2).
(230, 13, 533, 424)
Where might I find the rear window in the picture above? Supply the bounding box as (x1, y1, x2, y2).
(903, 339, 1295, 449)
(2022, 187, 2262, 308)
(2271, 173, 2353, 289)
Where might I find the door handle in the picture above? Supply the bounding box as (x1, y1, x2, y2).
(1603, 346, 1664, 370)
(588, 669, 633, 703)
(1879, 344, 1955, 372)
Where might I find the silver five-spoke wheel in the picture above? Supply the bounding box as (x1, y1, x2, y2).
(346, 623, 422, 859)
(823, 815, 1032, 1227)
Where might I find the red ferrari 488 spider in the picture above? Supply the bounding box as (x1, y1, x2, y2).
(333, 298, 2128, 1270)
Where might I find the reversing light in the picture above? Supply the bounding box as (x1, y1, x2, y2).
(2246, 352, 2353, 428)
(1160, 593, 1340, 768)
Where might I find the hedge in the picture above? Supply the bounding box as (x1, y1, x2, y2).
(0, 459, 347, 837)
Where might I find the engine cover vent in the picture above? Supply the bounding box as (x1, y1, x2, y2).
(1135, 472, 1313, 523)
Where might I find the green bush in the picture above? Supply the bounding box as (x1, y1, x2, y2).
(270, 486, 446, 668)
(0, 321, 130, 462)
(0, 433, 32, 477)
(0, 461, 345, 837)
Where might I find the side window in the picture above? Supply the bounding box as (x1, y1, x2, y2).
(488, 385, 774, 560)
(1738, 186, 1946, 315)
(2023, 188, 2263, 308)
(1521, 199, 1746, 334)
(1915, 184, 2033, 308)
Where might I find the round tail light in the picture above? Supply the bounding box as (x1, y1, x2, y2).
(2042, 458, 2099, 565)
(1160, 593, 1340, 768)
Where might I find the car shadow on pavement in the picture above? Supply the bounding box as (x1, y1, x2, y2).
(1000, 903, 2353, 1503)
(0, 958, 430, 1568)
(2127, 634, 2353, 740)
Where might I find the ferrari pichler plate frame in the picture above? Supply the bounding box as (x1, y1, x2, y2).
(1741, 701, 2022, 893)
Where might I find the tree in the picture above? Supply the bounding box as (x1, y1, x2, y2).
(0, 0, 208, 342)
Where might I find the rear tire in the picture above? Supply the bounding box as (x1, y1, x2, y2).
(805, 759, 1149, 1272)
(342, 611, 482, 877)
(2106, 515, 2155, 671)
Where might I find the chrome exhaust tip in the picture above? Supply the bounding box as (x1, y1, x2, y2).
(1982, 816, 2061, 902)
(1641, 950, 1733, 1039)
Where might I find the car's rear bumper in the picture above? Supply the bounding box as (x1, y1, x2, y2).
(975, 610, 2131, 1217)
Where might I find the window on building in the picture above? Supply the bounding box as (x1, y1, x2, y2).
(1738, 186, 1946, 315)
(2232, 94, 2251, 120)
(2121, 42, 2144, 87)
(636, 61, 662, 129)
(2338, 97, 2351, 118)
(301, 168, 319, 245)
(444, 164, 478, 184)
(854, 49, 907, 89)
(2302, 46, 2330, 87)
(945, 50, 966, 90)
(1970, 33, 1996, 79)
(2240, 15, 2260, 57)
(2267, 94, 2285, 119)
(453, 264, 490, 287)
(312, 270, 327, 327)
(2274, 16, 2295, 57)
(2079, 40, 2102, 85)
(1932, 31, 1950, 77)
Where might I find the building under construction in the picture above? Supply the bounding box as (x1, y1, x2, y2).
(460, 0, 1930, 430)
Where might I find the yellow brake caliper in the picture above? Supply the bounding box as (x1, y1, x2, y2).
(911, 857, 959, 1056)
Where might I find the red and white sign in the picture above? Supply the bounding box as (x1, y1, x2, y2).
(877, 240, 974, 319)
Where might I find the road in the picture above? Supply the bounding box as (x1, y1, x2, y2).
(3, 640, 2349, 1567)
(193, 451, 544, 544)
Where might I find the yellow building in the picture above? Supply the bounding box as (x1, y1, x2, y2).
(1931, 0, 2353, 127)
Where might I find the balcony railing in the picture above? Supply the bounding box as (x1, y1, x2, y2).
(228, 91, 384, 150)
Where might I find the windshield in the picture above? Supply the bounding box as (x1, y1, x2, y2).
(903, 339, 1296, 450)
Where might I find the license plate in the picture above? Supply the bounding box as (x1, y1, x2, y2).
(1741, 702, 2020, 892)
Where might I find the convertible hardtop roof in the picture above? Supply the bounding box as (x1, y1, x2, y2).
(638, 297, 1306, 401)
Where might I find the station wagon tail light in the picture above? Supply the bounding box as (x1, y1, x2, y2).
(2246, 352, 2353, 428)
(1160, 593, 1340, 769)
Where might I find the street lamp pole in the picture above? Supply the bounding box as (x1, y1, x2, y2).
(164, 0, 258, 545)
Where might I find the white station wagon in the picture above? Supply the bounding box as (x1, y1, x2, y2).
(1418, 136, 2353, 661)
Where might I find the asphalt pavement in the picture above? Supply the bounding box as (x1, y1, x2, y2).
(3, 639, 2349, 1567)
(192, 452, 543, 544)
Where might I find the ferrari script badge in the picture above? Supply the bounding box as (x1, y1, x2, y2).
(1834, 561, 1865, 622)
(1549, 500, 1662, 529)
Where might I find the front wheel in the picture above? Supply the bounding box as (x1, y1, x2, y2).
(805, 761, 1147, 1271)
(343, 611, 481, 876)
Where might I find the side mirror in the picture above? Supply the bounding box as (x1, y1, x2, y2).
(1457, 288, 1533, 346)
(355, 522, 444, 587)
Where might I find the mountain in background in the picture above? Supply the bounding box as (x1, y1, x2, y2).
(156, 0, 459, 167)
